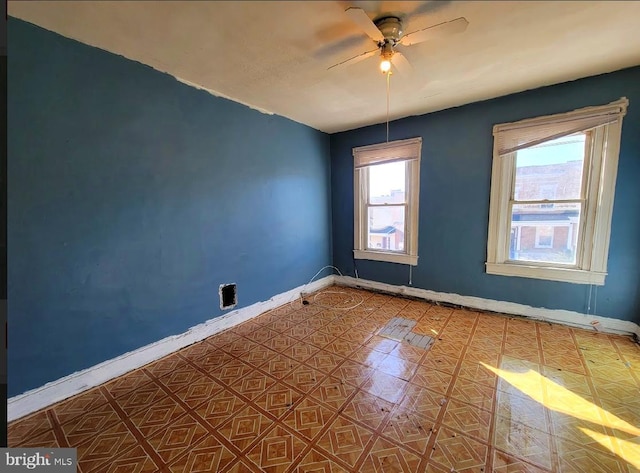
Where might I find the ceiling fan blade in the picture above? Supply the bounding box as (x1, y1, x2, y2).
(345, 7, 384, 42)
(400, 17, 469, 46)
(327, 48, 378, 71)
(391, 52, 413, 75)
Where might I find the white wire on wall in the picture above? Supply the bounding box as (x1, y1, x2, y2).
(299, 265, 364, 311)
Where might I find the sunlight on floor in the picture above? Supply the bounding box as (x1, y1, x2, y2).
(482, 362, 640, 470)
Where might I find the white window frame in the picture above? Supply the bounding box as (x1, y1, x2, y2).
(353, 137, 421, 266)
(486, 98, 628, 285)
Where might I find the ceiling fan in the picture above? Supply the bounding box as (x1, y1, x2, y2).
(328, 7, 469, 74)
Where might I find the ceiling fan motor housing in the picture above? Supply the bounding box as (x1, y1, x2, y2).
(375, 16, 404, 44)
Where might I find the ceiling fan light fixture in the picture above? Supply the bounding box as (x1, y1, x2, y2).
(380, 41, 394, 73)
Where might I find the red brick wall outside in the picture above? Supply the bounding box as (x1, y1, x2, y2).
(519, 226, 573, 250)
(515, 160, 583, 201)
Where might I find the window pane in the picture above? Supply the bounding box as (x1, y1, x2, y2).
(513, 133, 586, 201)
(369, 161, 406, 204)
(509, 203, 581, 264)
(368, 206, 405, 252)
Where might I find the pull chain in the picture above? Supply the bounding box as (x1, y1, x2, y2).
(386, 70, 391, 142)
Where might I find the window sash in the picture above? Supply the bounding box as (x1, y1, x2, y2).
(503, 128, 592, 269)
(353, 137, 421, 266)
(506, 203, 584, 268)
(486, 98, 628, 285)
(365, 203, 407, 253)
(366, 161, 408, 205)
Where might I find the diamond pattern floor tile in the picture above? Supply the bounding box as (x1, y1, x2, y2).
(341, 390, 393, 431)
(375, 353, 418, 381)
(192, 388, 248, 428)
(12, 428, 61, 448)
(245, 424, 308, 473)
(10, 287, 640, 472)
(76, 421, 139, 472)
(331, 359, 374, 388)
(496, 390, 549, 432)
(359, 435, 422, 472)
(304, 350, 344, 375)
(411, 365, 454, 395)
(179, 341, 216, 362)
(255, 355, 300, 379)
(145, 414, 210, 465)
(189, 350, 234, 375)
(157, 364, 215, 392)
(241, 345, 280, 368)
(380, 406, 435, 455)
(145, 356, 192, 379)
(292, 448, 350, 473)
(442, 398, 493, 443)
(261, 334, 299, 354)
(52, 388, 110, 425)
(60, 401, 124, 447)
(349, 346, 388, 369)
(103, 369, 154, 399)
(281, 398, 336, 443)
(492, 449, 553, 472)
(554, 436, 631, 473)
(398, 384, 445, 421)
(429, 427, 488, 472)
(216, 405, 273, 453)
(361, 371, 409, 403)
(8, 410, 53, 446)
(126, 395, 187, 438)
(281, 364, 326, 394)
(458, 359, 499, 389)
(365, 335, 399, 354)
(494, 417, 553, 471)
(282, 342, 321, 363)
(173, 376, 226, 410)
(91, 444, 160, 473)
(115, 382, 169, 417)
(167, 434, 237, 473)
(421, 353, 459, 375)
(253, 382, 304, 420)
(449, 375, 496, 412)
(316, 415, 374, 468)
(230, 370, 278, 401)
(309, 376, 358, 410)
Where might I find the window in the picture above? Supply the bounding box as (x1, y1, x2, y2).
(534, 226, 554, 249)
(353, 137, 421, 265)
(486, 98, 628, 285)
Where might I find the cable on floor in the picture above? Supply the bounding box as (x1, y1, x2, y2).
(298, 265, 364, 311)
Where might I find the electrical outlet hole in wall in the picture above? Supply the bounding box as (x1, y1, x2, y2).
(219, 283, 237, 310)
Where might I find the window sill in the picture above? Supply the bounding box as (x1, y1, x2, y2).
(485, 262, 606, 285)
(354, 250, 418, 266)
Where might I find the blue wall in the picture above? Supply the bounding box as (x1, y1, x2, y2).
(8, 18, 332, 396)
(331, 66, 640, 323)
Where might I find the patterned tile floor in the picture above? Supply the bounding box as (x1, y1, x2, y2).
(9, 287, 640, 472)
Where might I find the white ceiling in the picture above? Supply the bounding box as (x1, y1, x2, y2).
(8, 1, 640, 133)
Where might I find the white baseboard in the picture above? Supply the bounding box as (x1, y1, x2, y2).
(336, 276, 640, 337)
(8, 275, 335, 423)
